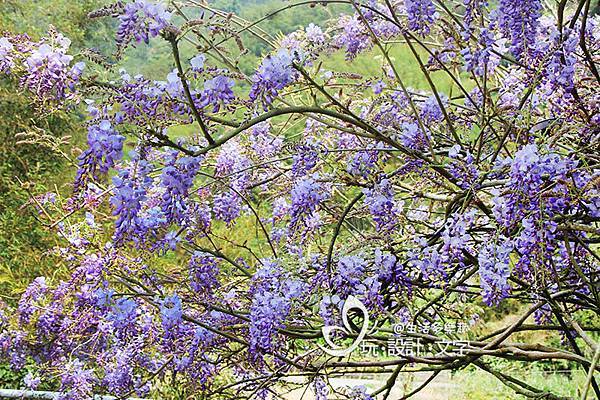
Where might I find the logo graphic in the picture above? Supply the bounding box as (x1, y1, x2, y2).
(318, 295, 371, 357)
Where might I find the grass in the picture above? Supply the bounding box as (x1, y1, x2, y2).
(453, 367, 589, 399)
(321, 44, 460, 94)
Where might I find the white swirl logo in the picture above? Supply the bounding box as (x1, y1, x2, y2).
(318, 295, 370, 357)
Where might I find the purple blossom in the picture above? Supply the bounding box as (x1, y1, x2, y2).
(75, 120, 125, 192)
(24, 372, 41, 390)
(363, 179, 399, 232)
(160, 294, 183, 331)
(215, 141, 251, 190)
(462, 0, 486, 37)
(58, 359, 96, 400)
(271, 197, 290, 221)
(190, 54, 206, 72)
(404, 0, 437, 36)
(492, 144, 577, 228)
(399, 122, 429, 150)
(305, 23, 326, 44)
(313, 376, 328, 400)
(116, 0, 172, 49)
(347, 148, 378, 178)
(160, 151, 201, 222)
(292, 144, 319, 177)
(372, 80, 386, 95)
(189, 252, 220, 297)
(461, 28, 500, 76)
(335, 15, 371, 59)
(447, 145, 480, 189)
(110, 155, 154, 243)
(18, 277, 47, 324)
(199, 75, 235, 112)
(497, 0, 542, 59)
(375, 248, 411, 288)
(213, 190, 243, 224)
(250, 49, 295, 108)
(333, 255, 366, 298)
(249, 290, 290, 360)
(107, 298, 138, 337)
(289, 175, 329, 231)
(0, 37, 15, 73)
(173, 327, 218, 388)
(249, 261, 303, 361)
(544, 27, 578, 92)
(103, 347, 135, 396)
(420, 94, 446, 122)
(478, 238, 513, 306)
(408, 211, 476, 280)
(349, 385, 374, 400)
(21, 37, 84, 102)
(185, 202, 212, 236)
(248, 122, 283, 157)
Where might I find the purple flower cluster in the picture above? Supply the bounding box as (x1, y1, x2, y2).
(58, 359, 96, 400)
(497, 0, 542, 58)
(347, 148, 379, 178)
(190, 54, 206, 72)
(248, 122, 283, 158)
(375, 248, 411, 289)
(289, 175, 329, 232)
(75, 120, 125, 192)
(160, 150, 202, 222)
(408, 211, 475, 280)
(447, 145, 480, 189)
(102, 347, 139, 397)
(199, 75, 235, 112)
(313, 376, 329, 400)
(363, 179, 398, 232)
(248, 261, 303, 361)
(188, 252, 220, 297)
(292, 144, 319, 177)
(333, 255, 366, 298)
(399, 122, 429, 151)
(18, 277, 48, 324)
(462, 0, 486, 36)
(420, 94, 446, 123)
(478, 238, 513, 306)
(335, 15, 371, 60)
(461, 28, 499, 76)
(404, 0, 437, 36)
(249, 49, 295, 108)
(172, 327, 219, 389)
(107, 297, 139, 338)
(110, 154, 154, 243)
(213, 190, 243, 224)
(116, 0, 172, 49)
(0, 37, 15, 73)
(349, 385, 374, 400)
(544, 26, 578, 93)
(492, 144, 576, 228)
(305, 24, 326, 45)
(215, 141, 251, 190)
(2, 32, 85, 103)
(160, 294, 183, 331)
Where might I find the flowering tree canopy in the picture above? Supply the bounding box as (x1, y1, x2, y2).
(0, 0, 599, 399)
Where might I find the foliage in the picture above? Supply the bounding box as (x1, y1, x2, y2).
(0, 0, 113, 296)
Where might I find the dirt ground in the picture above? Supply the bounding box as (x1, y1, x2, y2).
(281, 371, 459, 399)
